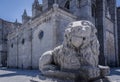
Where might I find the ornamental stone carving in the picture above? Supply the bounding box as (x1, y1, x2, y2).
(39, 20, 111, 82)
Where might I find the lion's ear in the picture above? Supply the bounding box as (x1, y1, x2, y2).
(65, 28, 71, 38)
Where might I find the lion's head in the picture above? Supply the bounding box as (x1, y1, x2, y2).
(63, 20, 99, 56)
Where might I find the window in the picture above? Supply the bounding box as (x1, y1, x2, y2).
(22, 39, 25, 45)
(11, 43, 13, 48)
(38, 30, 44, 39)
(64, 0, 70, 9)
(92, 4, 96, 18)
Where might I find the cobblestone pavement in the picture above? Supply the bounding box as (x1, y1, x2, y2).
(0, 67, 40, 82)
(0, 67, 120, 82)
(108, 68, 120, 82)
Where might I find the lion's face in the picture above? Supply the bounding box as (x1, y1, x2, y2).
(65, 21, 93, 48)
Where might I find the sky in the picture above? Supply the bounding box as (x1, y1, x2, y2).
(0, 0, 120, 23)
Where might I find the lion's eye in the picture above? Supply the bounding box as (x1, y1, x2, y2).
(83, 37, 86, 40)
(65, 35, 67, 38)
(78, 28, 81, 31)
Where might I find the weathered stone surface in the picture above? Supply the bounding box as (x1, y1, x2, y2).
(0, 0, 118, 69)
(99, 65, 110, 77)
(117, 7, 120, 66)
(39, 20, 111, 82)
(93, 77, 113, 82)
(7, 7, 76, 69)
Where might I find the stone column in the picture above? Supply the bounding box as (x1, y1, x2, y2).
(96, 0, 107, 65)
(109, 0, 119, 66)
(0, 53, 2, 67)
(52, 3, 59, 47)
(17, 35, 19, 68)
(0, 21, 2, 67)
(117, 7, 120, 66)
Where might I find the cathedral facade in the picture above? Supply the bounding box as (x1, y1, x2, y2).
(0, 0, 119, 69)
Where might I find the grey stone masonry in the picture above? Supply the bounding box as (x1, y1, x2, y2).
(95, 0, 118, 67)
(0, 0, 119, 69)
(7, 6, 76, 69)
(0, 19, 21, 67)
(117, 7, 120, 66)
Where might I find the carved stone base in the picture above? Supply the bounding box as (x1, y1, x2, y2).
(30, 75, 113, 82)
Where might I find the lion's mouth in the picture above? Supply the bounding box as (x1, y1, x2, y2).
(72, 35, 86, 41)
(71, 36, 84, 48)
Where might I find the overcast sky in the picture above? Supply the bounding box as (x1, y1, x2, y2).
(0, 0, 120, 23)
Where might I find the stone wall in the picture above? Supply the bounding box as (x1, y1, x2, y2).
(7, 36, 18, 67)
(95, 0, 118, 66)
(105, 18, 115, 66)
(109, 0, 119, 66)
(32, 19, 55, 69)
(0, 19, 21, 67)
(7, 0, 118, 69)
(31, 8, 76, 69)
(7, 7, 76, 69)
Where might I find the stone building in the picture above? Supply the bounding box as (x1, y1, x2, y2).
(0, 19, 21, 67)
(0, 0, 119, 69)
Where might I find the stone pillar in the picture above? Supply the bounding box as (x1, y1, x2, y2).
(17, 35, 19, 68)
(110, 0, 119, 66)
(96, 0, 107, 65)
(0, 20, 2, 67)
(52, 3, 59, 47)
(30, 28, 33, 69)
(0, 54, 1, 67)
(117, 7, 120, 66)
(105, 0, 119, 66)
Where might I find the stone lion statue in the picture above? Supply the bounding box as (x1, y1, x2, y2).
(39, 20, 111, 82)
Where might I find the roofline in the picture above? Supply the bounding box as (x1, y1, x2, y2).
(0, 18, 22, 25)
(32, 6, 76, 21)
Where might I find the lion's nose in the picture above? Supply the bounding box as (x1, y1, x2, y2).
(81, 27, 86, 31)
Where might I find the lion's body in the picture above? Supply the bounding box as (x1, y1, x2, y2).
(53, 45, 98, 70)
(53, 46, 81, 70)
(39, 21, 110, 82)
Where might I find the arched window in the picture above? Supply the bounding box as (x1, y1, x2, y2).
(11, 43, 13, 48)
(64, 0, 70, 9)
(22, 39, 25, 45)
(92, 4, 96, 18)
(38, 30, 44, 39)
